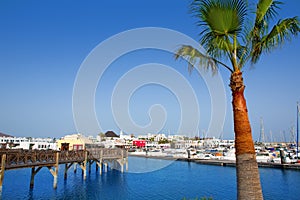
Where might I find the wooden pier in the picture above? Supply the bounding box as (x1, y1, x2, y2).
(0, 148, 128, 193)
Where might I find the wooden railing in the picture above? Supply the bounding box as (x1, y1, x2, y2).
(1, 149, 57, 169)
(88, 148, 128, 160)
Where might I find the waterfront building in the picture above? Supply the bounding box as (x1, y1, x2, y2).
(133, 140, 146, 148)
(119, 130, 132, 140)
(171, 140, 199, 149)
(56, 133, 93, 150)
(168, 135, 185, 141)
(0, 134, 57, 150)
(153, 134, 167, 142)
(201, 137, 221, 148)
(98, 131, 124, 148)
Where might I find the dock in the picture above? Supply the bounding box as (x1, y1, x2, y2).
(179, 158, 300, 170)
(130, 154, 300, 170)
(0, 148, 128, 193)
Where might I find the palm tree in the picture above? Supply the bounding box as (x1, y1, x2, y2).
(175, 0, 300, 199)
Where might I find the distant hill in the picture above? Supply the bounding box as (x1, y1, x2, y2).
(104, 131, 119, 138)
(0, 132, 13, 137)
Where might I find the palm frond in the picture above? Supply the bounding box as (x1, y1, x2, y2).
(256, 0, 282, 24)
(264, 17, 300, 48)
(174, 45, 233, 74)
(252, 0, 282, 46)
(200, 31, 233, 59)
(251, 17, 300, 63)
(251, 1, 282, 56)
(191, 0, 247, 61)
(192, 0, 247, 36)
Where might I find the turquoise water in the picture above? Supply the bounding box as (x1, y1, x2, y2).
(2, 156, 300, 200)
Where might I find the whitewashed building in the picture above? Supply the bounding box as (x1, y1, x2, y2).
(0, 135, 57, 150)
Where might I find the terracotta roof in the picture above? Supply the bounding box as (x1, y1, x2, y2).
(104, 131, 119, 137)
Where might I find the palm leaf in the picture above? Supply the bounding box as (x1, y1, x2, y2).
(251, 17, 300, 63)
(251, 1, 282, 57)
(192, 0, 246, 36)
(255, 0, 282, 24)
(200, 31, 233, 59)
(191, 0, 247, 61)
(264, 17, 300, 49)
(174, 45, 233, 74)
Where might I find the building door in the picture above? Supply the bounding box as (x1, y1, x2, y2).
(61, 143, 69, 151)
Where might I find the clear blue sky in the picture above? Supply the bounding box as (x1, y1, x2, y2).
(0, 0, 299, 141)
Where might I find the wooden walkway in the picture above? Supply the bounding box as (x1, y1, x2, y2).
(0, 148, 128, 192)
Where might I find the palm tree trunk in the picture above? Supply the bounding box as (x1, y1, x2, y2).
(230, 71, 263, 200)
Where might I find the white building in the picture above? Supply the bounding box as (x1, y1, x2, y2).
(119, 130, 132, 140)
(0, 135, 57, 150)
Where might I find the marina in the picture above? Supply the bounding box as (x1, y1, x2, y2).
(130, 153, 300, 170)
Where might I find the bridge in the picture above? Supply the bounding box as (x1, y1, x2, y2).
(0, 148, 128, 193)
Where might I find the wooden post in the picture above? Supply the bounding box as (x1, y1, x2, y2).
(99, 159, 102, 175)
(88, 160, 92, 173)
(30, 167, 35, 189)
(124, 150, 128, 171)
(120, 160, 124, 173)
(48, 152, 59, 189)
(95, 161, 98, 172)
(64, 163, 68, 179)
(121, 150, 124, 173)
(104, 162, 108, 172)
(0, 154, 6, 194)
(54, 152, 59, 188)
(64, 163, 73, 179)
(83, 151, 87, 180)
(100, 149, 103, 175)
(79, 151, 88, 180)
(74, 163, 77, 173)
(30, 167, 43, 189)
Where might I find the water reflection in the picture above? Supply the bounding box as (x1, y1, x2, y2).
(2, 157, 300, 200)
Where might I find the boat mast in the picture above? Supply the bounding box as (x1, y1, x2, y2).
(259, 117, 265, 143)
(297, 102, 299, 157)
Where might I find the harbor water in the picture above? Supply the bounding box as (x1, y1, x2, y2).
(2, 156, 300, 200)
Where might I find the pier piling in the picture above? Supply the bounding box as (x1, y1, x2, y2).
(30, 167, 43, 189)
(74, 163, 77, 173)
(0, 154, 6, 195)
